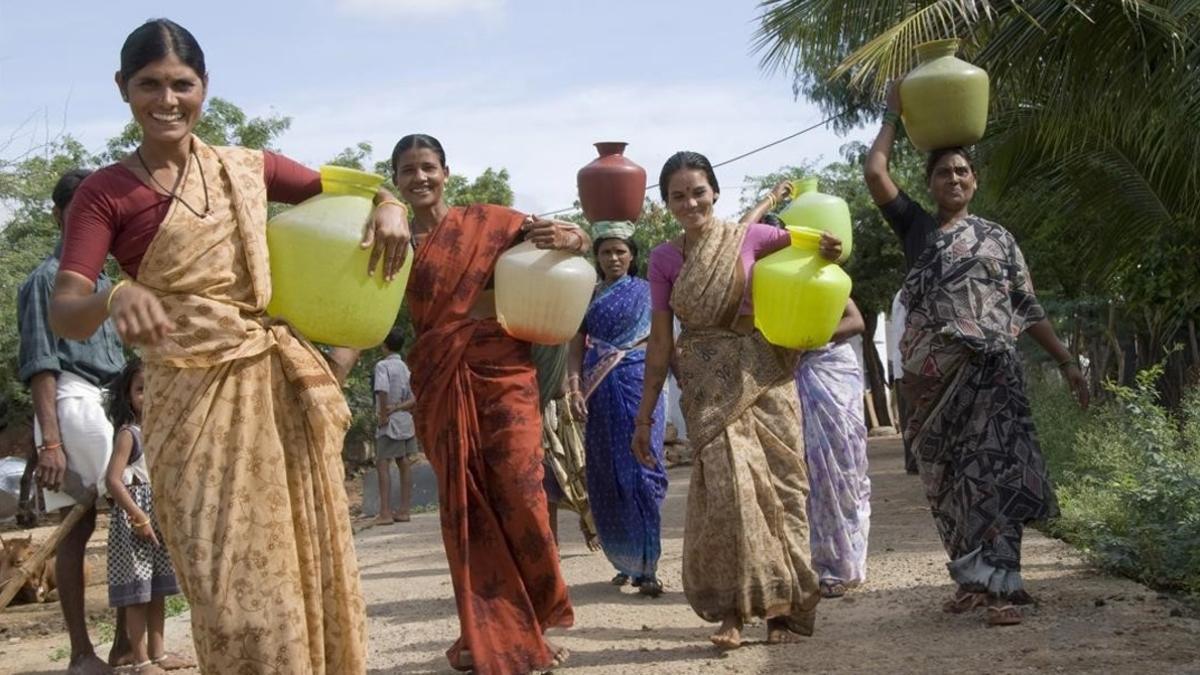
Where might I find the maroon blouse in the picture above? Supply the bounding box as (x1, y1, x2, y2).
(62, 151, 321, 282)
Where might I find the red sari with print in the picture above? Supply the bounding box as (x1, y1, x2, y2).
(406, 204, 573, 674)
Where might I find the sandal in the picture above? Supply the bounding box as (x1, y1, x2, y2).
(611, 573, 630, 587)
(152, 653, 196, 670)
(986, 604, 1023, 626)
(821, 581, 847, 599)
(637, 576, 664, 598)
(942, 589, 988, 614)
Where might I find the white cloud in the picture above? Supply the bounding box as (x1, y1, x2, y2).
(269, 78, 869, 219)
(335, 0, 504, 18)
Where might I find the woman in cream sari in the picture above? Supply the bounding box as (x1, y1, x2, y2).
(49, 19, 409, 673)
(634, 152, 843, 649)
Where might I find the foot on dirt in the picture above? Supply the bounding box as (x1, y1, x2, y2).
(820, 581, 847, 599)
(124, 662, 168, 675)
(394, 512, 411, 523)
(374, 514, 394, 526)
(68, 653, 114, 675)
(611, 573, 630, 586)
(943, 589, 988, 614)
(538, 641, 570, 672)
(152, 653, 196, 670)
(637, 576, 664, 598)
(766, 617, 806, 644)
(709, 616, 743, 650)
(108, 649, 137, 668)
(986, 604, 1023, 627)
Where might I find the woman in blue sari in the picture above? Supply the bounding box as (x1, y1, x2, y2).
(568, 221, 668, 596)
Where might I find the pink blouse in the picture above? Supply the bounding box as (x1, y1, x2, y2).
(648, 223, 791, 315)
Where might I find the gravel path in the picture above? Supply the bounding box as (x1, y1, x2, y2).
(5, 436, 1199, 673)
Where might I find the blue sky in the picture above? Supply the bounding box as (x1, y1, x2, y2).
(0, 0, 870, 217)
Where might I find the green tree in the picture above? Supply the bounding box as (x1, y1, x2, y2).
(0, 137, 96, 425)
(444, 168, 515, 208)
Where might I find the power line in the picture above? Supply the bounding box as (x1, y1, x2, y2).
(537, 110, 852, 218)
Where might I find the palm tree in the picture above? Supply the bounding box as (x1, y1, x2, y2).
(755, 0, 1199, 277)
(755, 1, 1200, 391)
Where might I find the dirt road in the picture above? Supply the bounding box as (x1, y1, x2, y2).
(5, 436, 1199, 673)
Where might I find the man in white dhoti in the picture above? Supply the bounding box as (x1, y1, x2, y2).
(17, 169, 127, 674)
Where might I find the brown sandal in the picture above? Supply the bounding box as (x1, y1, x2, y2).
(943, 589, 988, 614)
(986, 604, 1023, 626)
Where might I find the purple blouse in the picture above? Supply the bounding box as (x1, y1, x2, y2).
(648, 222, 791, 315)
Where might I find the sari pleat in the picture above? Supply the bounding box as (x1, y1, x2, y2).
(407, 205, 573, 674)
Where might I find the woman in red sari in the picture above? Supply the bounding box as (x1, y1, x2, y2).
(393, 134, 584, 674)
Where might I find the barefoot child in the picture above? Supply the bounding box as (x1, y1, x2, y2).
(105, 360, 192, 673)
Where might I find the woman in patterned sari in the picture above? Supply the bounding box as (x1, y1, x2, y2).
(633, 152, 842, 649)
(48, 20, 410, 673)
(865, 83, 1089, 626)
(566, 221, 668, 596)
(392, 133, 586, 674)
(793, 300, 871, 598)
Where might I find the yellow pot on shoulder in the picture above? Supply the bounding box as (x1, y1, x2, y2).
(266, 166, 412, 348)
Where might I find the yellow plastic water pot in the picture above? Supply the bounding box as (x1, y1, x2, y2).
(494, 241, 596, 345)
(752, 226, 852, 350)
(266, 166, 412, 348)
(900, 38, 990, 151)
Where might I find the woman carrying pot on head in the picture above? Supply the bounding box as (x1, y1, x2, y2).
(565, 221, 668, 597)
(633, 151, 843, 649)
(47, 19, 410, 673)
(864, 82, 1089, 626)
(392, 133, 587, 674)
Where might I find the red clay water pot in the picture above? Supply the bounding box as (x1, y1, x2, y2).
(577, 142, 646, 223)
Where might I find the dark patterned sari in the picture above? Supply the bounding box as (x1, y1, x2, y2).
(898, 215, 1057, 597)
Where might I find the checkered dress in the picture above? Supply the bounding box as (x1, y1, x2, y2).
(106, 425, 179, 607)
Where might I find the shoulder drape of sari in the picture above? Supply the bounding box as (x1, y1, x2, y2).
(406, 204, 573, 675)
(581, 275, 652, 399)
(135, 138, 364, 674)
(898, 215, 1056, 596)
(669, 219, 820, 629)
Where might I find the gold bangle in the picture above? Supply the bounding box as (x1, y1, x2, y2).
(106, 280, 130, 314)
(375, 198, 408, 218)
(129, 516, 150, 528)
(766, 193, 777, 207)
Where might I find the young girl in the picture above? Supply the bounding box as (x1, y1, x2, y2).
(105, 360, 191, 673)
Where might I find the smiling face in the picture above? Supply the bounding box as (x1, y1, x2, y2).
(666, 168, 718, 232)
(596, 238, 633, 282)
(927, 151, 977, 214)
(117, 52, 206, 147)
(393, 147, 449, 210)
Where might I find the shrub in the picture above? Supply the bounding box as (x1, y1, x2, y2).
(1031, 365, 1200, 594)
